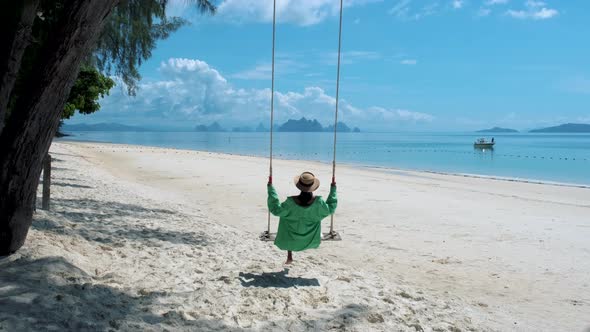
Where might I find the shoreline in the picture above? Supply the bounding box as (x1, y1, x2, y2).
(59, 137, 590, 189)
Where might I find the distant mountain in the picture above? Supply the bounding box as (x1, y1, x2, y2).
(255, 123, 269, 132)
(232, 126, 253, 132)
(530, 123, 590, 133)
(477, 127, 518, 133)
(195, 122, 225, 132)
(62, 122, 149, 132)
(279, 118, 324, 132)
(324, 122, 352, 133)
(278, 118, 360, 132)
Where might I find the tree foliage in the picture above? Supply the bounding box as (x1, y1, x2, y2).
(62, 66, 116, 119)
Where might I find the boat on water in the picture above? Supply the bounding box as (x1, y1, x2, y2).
(474, 138, 495, 149)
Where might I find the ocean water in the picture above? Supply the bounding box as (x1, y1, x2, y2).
(62, 131, 590, 185)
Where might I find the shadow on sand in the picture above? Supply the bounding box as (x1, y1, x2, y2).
(0, 256, 367, 331)
(51, 167, 74, 171)
(51, 182, 94, 189)
(33, 198, 209, 248)
(0, 256, 163, 330)
(238, 268, 320, 288)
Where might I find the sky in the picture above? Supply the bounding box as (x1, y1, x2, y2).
(69, 0, 590, 132)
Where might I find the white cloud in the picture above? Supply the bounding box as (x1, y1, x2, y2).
(480, 0, 508, 16)
(525, 0, 544, 8)
(477, 8, 492, 16)
(389, 0, 440, 20)
(231, 56, 306, 80)
(235, 51, 382, 77)
(400, 59, 418, 65)
(452, 0, 465, 9)
(506, 7, 557, 19)
(93, 58, 433, 130)
(215, 0, 382, 26)
(363, 107, 435, 123)
(389, 0, 412, 17)
(506, 0, 558, 20)
(531, 7, 558, 19)
(506, 9, 527, 18)
(485, 0, 508, 5)
(231, 64, 273, 80)
(393, 108, 434, 121)
(321, 50, 382, 65)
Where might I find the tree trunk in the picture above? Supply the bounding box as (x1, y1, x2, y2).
(0, 0, 40, 136)
(42, 154, 51, 211)
(0, 0, 119, 255)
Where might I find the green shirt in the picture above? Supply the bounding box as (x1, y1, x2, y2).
(267, 185, 338, 251)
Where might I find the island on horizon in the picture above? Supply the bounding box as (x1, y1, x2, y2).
(477, 127, 518, 133)
(195, 122, 225, 132)
(530, 123, 590, 133)
(277, 117, 360, 133)
(196, 117, 360, 133)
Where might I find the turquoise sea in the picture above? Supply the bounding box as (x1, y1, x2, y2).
(62, 132, 590, 186)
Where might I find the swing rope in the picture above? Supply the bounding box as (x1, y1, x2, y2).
(267, 0, 277, 236)
(329, 0, 344, 237)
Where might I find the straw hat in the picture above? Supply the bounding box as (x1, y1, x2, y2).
(294, 171, 320, 192)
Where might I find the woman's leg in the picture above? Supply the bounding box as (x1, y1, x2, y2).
(286, 251, 293, 264)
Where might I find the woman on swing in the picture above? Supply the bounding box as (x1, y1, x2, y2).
(267, 172, 338, 264)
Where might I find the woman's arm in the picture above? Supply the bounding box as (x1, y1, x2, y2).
(326, 184, 338, 214)
(267, 184, 290, 217)
(317, 184, 338, 219)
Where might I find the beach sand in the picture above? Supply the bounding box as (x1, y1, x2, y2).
(1, 141, 589, 331)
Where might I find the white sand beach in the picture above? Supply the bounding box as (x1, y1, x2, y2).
(1, 141, 589, 331)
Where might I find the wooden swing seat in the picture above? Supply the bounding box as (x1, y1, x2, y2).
(259, 231, 342, 242)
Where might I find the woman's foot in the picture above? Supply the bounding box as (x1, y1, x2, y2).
(285, 251, 293, 264)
